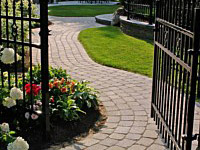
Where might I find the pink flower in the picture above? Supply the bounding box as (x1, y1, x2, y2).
(31, 114, 39, 120)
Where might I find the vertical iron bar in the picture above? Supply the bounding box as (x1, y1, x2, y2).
(127, 0, 130, 20)
(5, 0, 11, 89)
(12, 0, 18, 87)
(149, 0, 153, 24)
(166, 27, 172, 148)
(0, 0, 4, 88)
(185, 8, 200, 150)
(178, 34, 187, 147)
(28, 0, 33, 111)
(20, 0, 25, 102)
(151, 0, 160, 118)
(40, 0, 50, 140)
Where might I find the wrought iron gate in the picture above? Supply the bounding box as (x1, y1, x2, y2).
(124, 0, 154, 24)
(151, 0, 200, 150)
(0, 0, 50, 138)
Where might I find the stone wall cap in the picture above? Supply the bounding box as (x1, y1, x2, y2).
(120, 16, 155, 27)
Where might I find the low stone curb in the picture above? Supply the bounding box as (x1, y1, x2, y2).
(95, 14, 112, 25)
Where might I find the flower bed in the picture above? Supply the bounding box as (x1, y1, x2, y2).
(0, 47, 103, 149)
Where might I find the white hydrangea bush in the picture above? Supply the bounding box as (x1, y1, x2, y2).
(10, 87, 23, 100)
(7, 137, 29, 150)
(0, 123, 29, 150)
(0, 123, 10, 133)
(2, 97, 16, 108)
(2, 87, 23, 108)
(0, 46, 21, 65)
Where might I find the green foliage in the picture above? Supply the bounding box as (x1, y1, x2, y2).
(0, 88, 9, 105)
(72, 81, 98, 109)
(79, 26, 154, 77)
(47, 73, 99, 121)
(1, 0, 38, 52)
(29, 65, 99, 121)
(51, 98, 85, 121)
(0, 128, 15, 146)
(0, 65, 99, 148)
(49, 66, 70, 80)
(26, 64, 71, 84)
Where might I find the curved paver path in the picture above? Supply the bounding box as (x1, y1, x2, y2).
(33, 17, 200, 150)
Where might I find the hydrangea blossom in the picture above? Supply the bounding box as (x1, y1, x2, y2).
(2, 97, 16, 108)
(10, 87, 23, 100)
(0, 48, 21, 64)
(7, 137, 29, 150)
(35, 110, 42, 115)
(0, 122, 10, 133)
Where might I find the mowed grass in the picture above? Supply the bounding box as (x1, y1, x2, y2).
(48, 5, 120, 17)
(79, 26, 154, 77)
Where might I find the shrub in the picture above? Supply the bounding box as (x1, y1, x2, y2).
(0, 64, 99, 127)
(1, 0, 38, 52)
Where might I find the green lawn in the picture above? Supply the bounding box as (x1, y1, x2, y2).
(48, 5, 120, 17)
(79, 26, 154, 77)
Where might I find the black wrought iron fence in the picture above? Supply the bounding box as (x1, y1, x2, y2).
(151, 0, 200, 150)
(124, 0, 155, 24)
(0, 0, 50, 139)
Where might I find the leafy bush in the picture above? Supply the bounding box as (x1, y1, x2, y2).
(0, 64, 99, 124)
(0, 123, 29, 150)
(0, 123, 16, 149)
(0, 47, 99, 149)
(1, 0, 38, 51)
(27, 65, 99, 121)
(26, 64, 71, 84)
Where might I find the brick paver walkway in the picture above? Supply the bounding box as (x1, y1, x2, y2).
(33, 16, 199, 150)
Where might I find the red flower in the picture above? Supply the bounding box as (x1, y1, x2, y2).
(66, 81, 71, 85)
(60, 78, 65, 84)
(71, 82, 75, 86)
(50, 96, 54, 103)
(49, 83, 53, 89)
(53, 81, 60, 88)
(25, 84, 41, 96)
(61, 87, 67, 93)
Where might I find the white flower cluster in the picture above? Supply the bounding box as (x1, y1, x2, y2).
(3, 97, 16, 108)
(0, 123, 29, 150)
(0, 122, 10, 133)
(2, 87, 23, 108)
(0, 47, 21, 64)
(7, 137, 29, 150)
(10, 87, 23, 100)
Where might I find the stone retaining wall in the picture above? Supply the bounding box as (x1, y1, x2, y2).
(120, 16, 154, 41)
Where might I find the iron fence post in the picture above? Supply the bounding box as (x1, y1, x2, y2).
(40, 0, 50, 141)
(185, 8, 200, 150)
(149, 0, 153, 25)
(151, 0, 160, 118)
(127, 0, 130, 20)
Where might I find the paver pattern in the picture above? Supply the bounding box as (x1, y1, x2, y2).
(33, 16, 200, 150)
